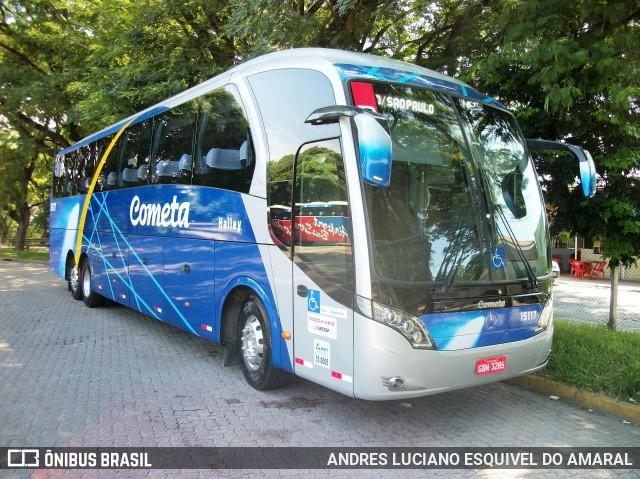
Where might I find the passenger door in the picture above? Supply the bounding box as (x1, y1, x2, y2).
(291, 139, 355, 396)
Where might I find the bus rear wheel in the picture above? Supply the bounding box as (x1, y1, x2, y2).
(68, 261, 82, 301)
(238, 297, 288, 390)
(80, 258, 105, 308)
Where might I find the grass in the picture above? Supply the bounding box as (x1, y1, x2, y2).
(541, 319, 640, 404)
(0, 247, 49, 262)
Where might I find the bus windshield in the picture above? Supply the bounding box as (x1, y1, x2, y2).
(362, 83, 550, 285)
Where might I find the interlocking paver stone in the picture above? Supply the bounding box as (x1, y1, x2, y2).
(1, 260, 638, 478)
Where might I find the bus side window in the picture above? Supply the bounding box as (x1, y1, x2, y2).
(152, 104, 196, 185)
(192, 85, 255, 193)
(97, 135, 118, 190)
(53, 155, 66, 197)
(249, 68, 338, 251)
(117, 119, 153, 188)
(80, 144, 101, 193)
(65, 149, 83, 196)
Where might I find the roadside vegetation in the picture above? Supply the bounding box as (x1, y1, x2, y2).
(542, 320, 640, 404)
(0, 247, 48, 262)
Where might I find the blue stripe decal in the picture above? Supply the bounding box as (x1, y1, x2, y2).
(84, 194, 160, 320)
(86, 198, 116, 299)
(51, 186, 290, 370)
(89, 192, 194, 332)
(366, 67, 383, 80)
(397, 73, 420, 84)
(420, 304, 542, 351)
(335, 63, 507, 110)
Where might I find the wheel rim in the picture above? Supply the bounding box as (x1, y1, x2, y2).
(240, 314, 264, 372)
(82, 266, 91, 297)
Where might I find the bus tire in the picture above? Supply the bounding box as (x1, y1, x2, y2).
(238, 297, 289, 390)
(80, 258, 105, 308)
(69, 260, 82, 301)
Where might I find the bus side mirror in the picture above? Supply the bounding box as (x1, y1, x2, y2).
(354, 113, 392, 188)
(526, 139, 597, 198)
(306, 106, 393, 188)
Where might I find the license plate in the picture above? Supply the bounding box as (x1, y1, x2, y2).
(475, 356, 507, 375)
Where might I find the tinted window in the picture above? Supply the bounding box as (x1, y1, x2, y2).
(66, 148, 88, 195)
(101, 135, 120, 190)
(248, 68, 338, 248)
(53, 155, 66, 198)
(293, 139, 353, 290)
(152, 105, 196, 185)
(192, 86, 255, 193)
(119, 119, 153, 187)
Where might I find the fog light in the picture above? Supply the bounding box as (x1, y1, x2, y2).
(382, 376, 405, 389)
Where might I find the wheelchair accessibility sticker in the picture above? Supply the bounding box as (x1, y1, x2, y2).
(306, 289, 344, 340)
(491, 247, 506, 270)
(308, 289, 321, 313)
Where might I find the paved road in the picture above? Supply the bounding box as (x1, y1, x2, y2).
(1, 260, 638, 478)
(553, 276, 640, 331)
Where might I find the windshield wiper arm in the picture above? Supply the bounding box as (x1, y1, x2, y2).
(435, 261, 460, 296)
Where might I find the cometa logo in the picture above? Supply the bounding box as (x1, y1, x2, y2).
(130, 195, 190, 228)
(478, 299, 506, 309)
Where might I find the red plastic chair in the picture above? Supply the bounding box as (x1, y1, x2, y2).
(573, 261, 590, 279)
(590, 261, 607, 280)
(569, 259, 578, 277)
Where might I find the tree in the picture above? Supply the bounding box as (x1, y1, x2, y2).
(0, 0, 88, 248)
(225, 0, 417, 56)
(465, 0, 640, 329)
(70, 0, 239, 131)
(0, 125, 50, 248)
(0, 0, 240, 246)
(1, 0, 637, 307)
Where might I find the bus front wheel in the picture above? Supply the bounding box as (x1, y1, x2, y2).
(238, 297, 288, 390)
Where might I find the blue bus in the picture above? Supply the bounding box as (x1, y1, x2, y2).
(50, 48, 596, 399)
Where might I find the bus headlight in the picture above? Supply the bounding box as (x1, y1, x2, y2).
(536, 299, 553, 334)
(371, 301, 437, 350)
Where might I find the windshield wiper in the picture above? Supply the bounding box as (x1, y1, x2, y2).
(435, 261, 460, 295)
(493, 204, 538, 291)
(474, 164, 538, 290)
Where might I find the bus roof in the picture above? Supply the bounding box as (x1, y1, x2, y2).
(58, 48, 499, 157)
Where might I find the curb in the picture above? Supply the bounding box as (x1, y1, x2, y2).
(508, 375, 640, 426)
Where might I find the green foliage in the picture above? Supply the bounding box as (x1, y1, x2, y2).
(542, 320, 640, 402)
(467, 0, 640, 269)
(0, 0, 90, 247)
(0, 0, 637, 263)
(73, 0, 238, 131)
(225, 0, 415, 56)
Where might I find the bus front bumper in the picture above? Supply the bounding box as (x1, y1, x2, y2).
(353, 313, 553, 400)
